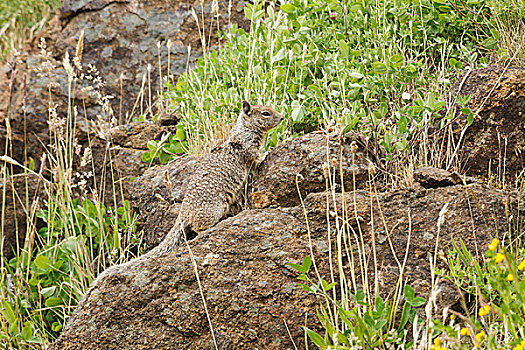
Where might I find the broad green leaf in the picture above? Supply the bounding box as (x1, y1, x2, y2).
(304, 328, 326, 346)
(372, 61, 387, 73)
(271, 48, 286, 64)
(291, 101, 304, 122)
(53, 260, 64, 269)
(146, 140, 157, 151)
(298, 283, 313, 292)
(483, 38, 498, 49)
(174, 142, 185, 154)
(339, 39, 349, 56)
(404, 284, 415, 303)
(45, 297, 63, 307)
(411, 297, 426, 307)
(142, 152, 152, 163)
(35, 255, 51, 270)
(344, 117, 360, 132)
(280, 3, 296, 14)
(9, 320, 18, 335)
(41, 286, 57, 298)
(288, 262, 307, 273)
(252, 9, 265, 20)
(398, 114, 408, 133)
(390, 54, 404, 63)
(302, 255, 312, 272)
(349, 72, 364, 80)
(376, 319, 387, 330)
(375, 296, 385, 315)
(62, 237, 78, 253)
(355, 290, 366, 304)
(175, 126, 186, 140)
(2, 300, 16, 324)
(244, 6, 252, 19)
(364, 313, 375, 328)
(52, 322, 63, 332)
(159, 151, 171, 164)
(467, 113, 474, 126)
(21, 322, 33, 341)
(397, 302, 410, 331)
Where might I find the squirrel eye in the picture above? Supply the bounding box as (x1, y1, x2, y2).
(261, 111, 271, 117)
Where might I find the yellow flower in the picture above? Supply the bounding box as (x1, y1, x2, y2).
(488, 238, 499, 251)
(479, 305, 491, 316)
(430, 337, 446, 350)
(460, 327, 471, 336)
(476, 331, 486, 343)
(521, 341, 525, 346)
(518, 260, 525, 271)
(450, 314, 456, 320)
(508, 273, 515, 281)
(495, 253, 505, 263)
(514, 344, 524, 350)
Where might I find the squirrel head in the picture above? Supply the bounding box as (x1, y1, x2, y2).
(239, 100, 283, 133)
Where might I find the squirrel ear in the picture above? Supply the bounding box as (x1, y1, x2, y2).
(242, 101, 251, 115)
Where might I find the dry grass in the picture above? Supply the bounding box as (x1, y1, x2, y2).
(0, 0, 61, 63)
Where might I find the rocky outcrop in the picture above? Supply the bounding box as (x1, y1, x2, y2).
(52, 132, 522, 349)
(448, 66, 525, 180)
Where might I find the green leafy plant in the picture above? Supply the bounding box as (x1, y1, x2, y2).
(0, 199, 138, 345)
(431, 238, 525, 349)
(155, 0, 497, 162)
(142, 124, 188, 164)
(289, 256, 425, 349)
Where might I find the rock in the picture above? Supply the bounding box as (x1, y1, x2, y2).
(53, 208, 318, 350)
(52, 137, 521, 348)
(60, 0, 129, 19)
(413, 167, 462, 188)
(252, 133, 375, 209)
(448, 66, 525, 180)
(109, 121, 168, 149)
(301, 182, 510, 310)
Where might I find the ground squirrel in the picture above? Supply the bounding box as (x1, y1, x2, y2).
(68, 101, 283, 322)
